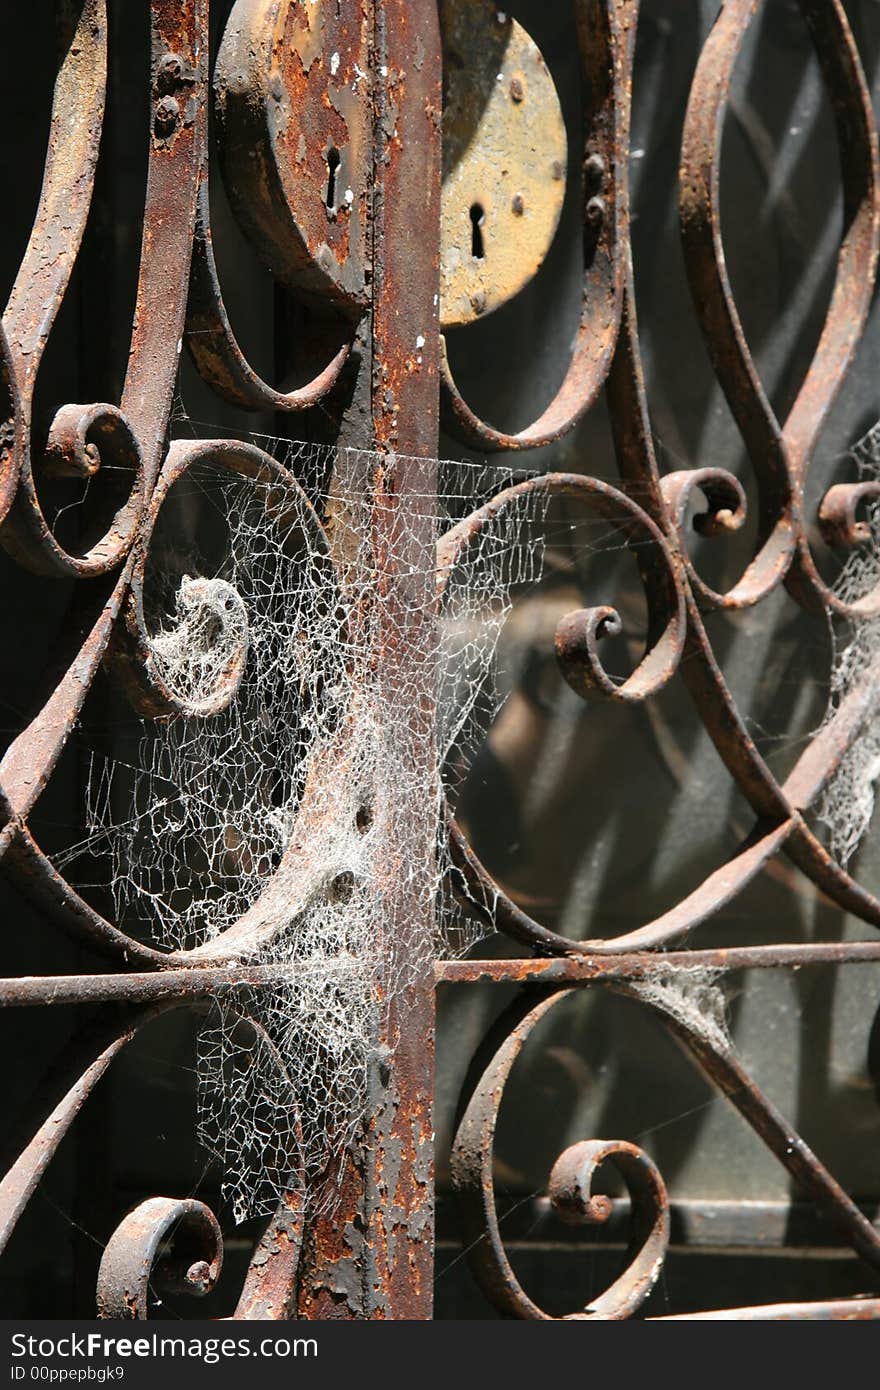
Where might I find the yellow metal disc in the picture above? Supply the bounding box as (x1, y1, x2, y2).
(440, 0, 568, 328)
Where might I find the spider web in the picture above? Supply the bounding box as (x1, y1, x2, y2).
(815, 422, 880, 868)
(52, 413, 880, 1224)
(57, 436, 558, 1223)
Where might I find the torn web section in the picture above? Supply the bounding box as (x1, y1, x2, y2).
(626, 965, 730, 1054)
(436, 462, 550, 772)
(175, 444, 413, 1220)
(197, 922, 377, 1226)
(816, 422, 880, 868)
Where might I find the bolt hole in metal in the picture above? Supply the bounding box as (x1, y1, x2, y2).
(326, 146, 341, 210)
(470, 202, 486, 259)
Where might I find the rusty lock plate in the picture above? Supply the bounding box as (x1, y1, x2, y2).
(439, 0, 567, 328)
(214, 0, 564, 330)
(214, 0, 371, 316)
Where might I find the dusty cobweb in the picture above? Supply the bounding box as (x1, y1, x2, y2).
(56, 433, 565, 1223)
(815, 421, 880, 868)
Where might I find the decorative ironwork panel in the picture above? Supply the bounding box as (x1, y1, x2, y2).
(3, 0, 880, 1321)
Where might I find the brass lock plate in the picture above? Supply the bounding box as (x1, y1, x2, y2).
(440, 0, 568, 328)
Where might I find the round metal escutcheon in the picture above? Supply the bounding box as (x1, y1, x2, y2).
(214, 0, 371, 316)
(440, 0, 568, 328)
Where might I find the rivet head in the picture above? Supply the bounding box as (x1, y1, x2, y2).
(154, 96, 180, 137)
(551, 159, 565, 181)
(509, 73, 525, 102)
(586, 195, 606, 227)
(156, 53, 183, 93)
(585, 153, 606, 188)
(511, 192, 525, 216)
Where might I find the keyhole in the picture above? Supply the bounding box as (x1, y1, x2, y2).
(470, 202, 486, 259)
(326, 146, 341, 209)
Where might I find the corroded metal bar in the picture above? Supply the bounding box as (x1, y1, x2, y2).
(451, 982, 880, 1319)
(439, 0, 638, 448)
(293, 0, 442, 1321)
(652, 1298, 880, 1321)
(0, 1014, 147, 1259)
(5, 939, 880, 1011)
(437, 942, 880, 984)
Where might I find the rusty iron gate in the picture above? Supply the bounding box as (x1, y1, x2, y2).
(3, 0, 880, 1321)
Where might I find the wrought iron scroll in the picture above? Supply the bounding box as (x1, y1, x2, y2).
(2, 0, 880, 1322)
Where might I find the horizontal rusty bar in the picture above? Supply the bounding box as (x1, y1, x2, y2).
(436, 942, 880, 984)
(3, 940, 880, 1009)
(651, 1296, 880, 1321)
(0, 964, 288, 1008)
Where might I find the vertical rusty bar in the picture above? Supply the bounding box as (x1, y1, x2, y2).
(365, 0, 442, 1318)
(296, 0, 441, 1319)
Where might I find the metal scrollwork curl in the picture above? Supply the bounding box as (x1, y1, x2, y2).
(110, 437, 333, 721)
(437, 471, 687, 706)
(438, 470, 689, 958)
(96, 1197, 224, 1320)
(450, 990, 670, 1320)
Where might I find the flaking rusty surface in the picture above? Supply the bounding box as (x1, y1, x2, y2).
(294, 0, 441, 1320)
(215, 0, 371, 314)
(97, 1196, 224, 1319)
